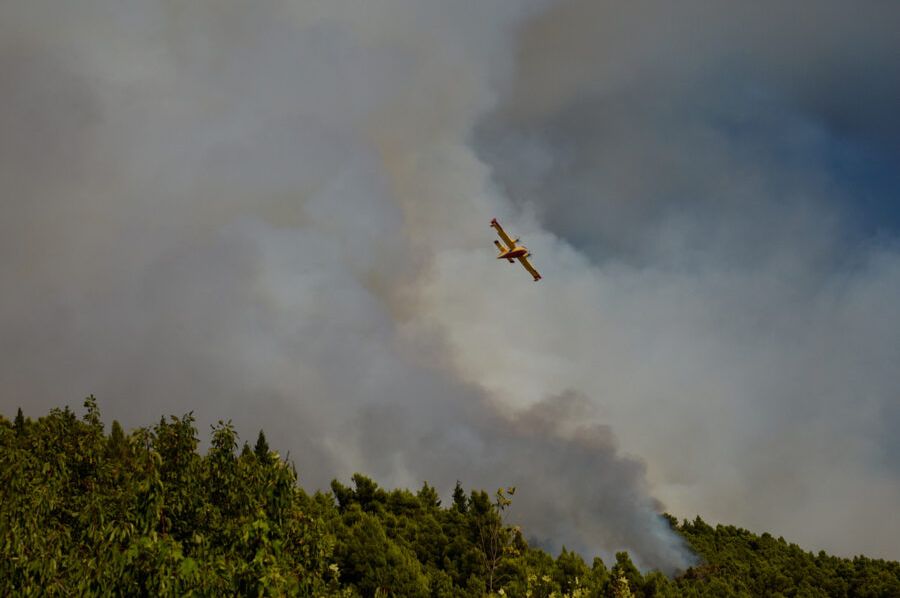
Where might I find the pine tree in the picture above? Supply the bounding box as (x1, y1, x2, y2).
(13, 407, 25, 435)
(417, 482, 441, 509)
(254, 430, 270, 461)
(107, 420, 127, 459)
(452, 480, 468, 513)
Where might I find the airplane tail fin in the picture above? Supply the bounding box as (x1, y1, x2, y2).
(493, 240, 505, 254)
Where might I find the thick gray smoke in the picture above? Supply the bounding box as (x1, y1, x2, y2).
(2, 0, 898, 571)
(0, 0, 696, 573)
(467, 0, 900, 561)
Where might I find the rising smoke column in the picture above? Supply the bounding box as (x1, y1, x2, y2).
(0, 0, 698, 573)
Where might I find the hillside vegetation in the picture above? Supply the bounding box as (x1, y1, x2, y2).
(2, 398, 898, 596)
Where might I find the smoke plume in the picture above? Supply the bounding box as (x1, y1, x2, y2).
(3, 0, 899, 570)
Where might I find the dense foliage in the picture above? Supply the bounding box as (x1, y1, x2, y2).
(675, 518, 900, 597)
(1, 399, 898, 596)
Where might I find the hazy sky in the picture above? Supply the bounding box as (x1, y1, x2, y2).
(2, 0, 898, 569)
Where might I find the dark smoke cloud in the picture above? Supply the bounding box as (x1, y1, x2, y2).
(474, 391, 691, 569)
(0, 0, 698, 573)
(358, 382, 696, 571)
(470, 0, 900, 560)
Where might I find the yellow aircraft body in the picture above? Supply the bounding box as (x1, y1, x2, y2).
(490, 218, 542, 281)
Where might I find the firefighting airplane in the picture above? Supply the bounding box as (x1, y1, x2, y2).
(490, 218, 542, 281)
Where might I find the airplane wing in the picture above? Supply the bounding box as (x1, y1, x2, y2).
(490, 218, 516, 249)
(517, 256, 542, 281)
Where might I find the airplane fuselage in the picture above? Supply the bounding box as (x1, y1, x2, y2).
(497, 246, 529, 259)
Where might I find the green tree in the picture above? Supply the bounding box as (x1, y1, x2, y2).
(254, 430, 270, 461)
(611, 570, 634, 598)
(452, 480, 468, 513)
(471, 486, 516, 594)
(13, 407, 25, 435)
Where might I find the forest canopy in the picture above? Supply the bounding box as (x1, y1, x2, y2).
(1, 398, 898, 596)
